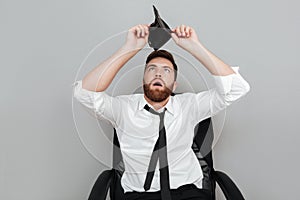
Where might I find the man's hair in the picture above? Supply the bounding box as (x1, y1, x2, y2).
(145, 50, 178, 80)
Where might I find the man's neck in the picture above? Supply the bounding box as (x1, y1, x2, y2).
(144, 95, 170, 111)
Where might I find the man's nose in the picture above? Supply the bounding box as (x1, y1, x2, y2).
(155, 73, 162, 77)
(155, 68, 162, 77)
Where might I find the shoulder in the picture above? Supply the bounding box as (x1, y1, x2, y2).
(173, 92, 197, 100)
(173, 91, 212, 103)
(116, 93, 143, 100)
(114, 93, 143, 104)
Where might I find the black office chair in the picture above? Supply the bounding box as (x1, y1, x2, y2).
(88, 117, 245, 200)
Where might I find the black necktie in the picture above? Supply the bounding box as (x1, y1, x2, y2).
(143, 104, 172, 200)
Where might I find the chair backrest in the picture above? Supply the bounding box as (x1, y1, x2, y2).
(108, 117, 216, 199)
(193, 118, 216, 198)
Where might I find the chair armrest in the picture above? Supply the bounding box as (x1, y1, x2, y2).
(213, 170, 245, 200)
(88, 169, 113, 200)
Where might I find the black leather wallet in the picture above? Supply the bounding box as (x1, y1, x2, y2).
(148, 5, 172, 50)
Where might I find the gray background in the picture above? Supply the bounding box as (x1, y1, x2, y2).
(1, 0, 299, 199)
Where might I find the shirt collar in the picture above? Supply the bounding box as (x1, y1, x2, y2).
(138, 95, 175, 115)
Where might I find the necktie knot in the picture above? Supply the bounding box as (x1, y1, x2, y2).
(144, 104, 166, 116)
(144, 104, 166, 130)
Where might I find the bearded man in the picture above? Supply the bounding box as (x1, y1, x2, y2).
(73, 24, 250, 200)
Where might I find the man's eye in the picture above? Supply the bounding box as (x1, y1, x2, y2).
(148, 67, 155, 71)
(164, 68, 170, 73)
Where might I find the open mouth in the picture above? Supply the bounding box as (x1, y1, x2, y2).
(153, 82, 163, 87)
(151, 79, 164, 87)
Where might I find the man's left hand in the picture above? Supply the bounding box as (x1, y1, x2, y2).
(171, 25, 200, 53)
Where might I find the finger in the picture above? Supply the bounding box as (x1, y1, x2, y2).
(142, 25, 149, 41)
(175, 26, 181, 37)
(143, 25, 146, 37)
(143, 24, 149, 35)
(144, 32, 149, 41)
(180, 25, 186, 37)
(140, 24, 148, 37)
(139, 25, 145, 37)
(135, 26, 141, 38)
(185, 26, 191, 37)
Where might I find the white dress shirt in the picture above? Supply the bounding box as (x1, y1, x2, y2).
(73, 67, 250, 193)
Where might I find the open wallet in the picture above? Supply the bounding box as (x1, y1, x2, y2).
(148, 5, 172, 50)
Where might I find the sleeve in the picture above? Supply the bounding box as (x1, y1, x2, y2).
(192, 66, 250, 122)
(72, 80, 121, 127)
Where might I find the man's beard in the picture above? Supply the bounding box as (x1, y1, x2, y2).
(143, 83, 173, 102)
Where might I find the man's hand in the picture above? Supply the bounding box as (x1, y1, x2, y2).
(124, 24, 149, 51)
(171, 25, 200, 53)
(82, 24, 149, 92)
(172, 24, 235, 76)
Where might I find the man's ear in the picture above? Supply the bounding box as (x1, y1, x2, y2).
(172, 81, 178, 92)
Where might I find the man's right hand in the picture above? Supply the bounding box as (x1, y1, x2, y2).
(124, 24, 149, 51)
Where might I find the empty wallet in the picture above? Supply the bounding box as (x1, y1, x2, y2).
(148, 5, 172, 50)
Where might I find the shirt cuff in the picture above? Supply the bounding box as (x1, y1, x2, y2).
(73, 80, 98, 97)
(72, 80, 100, 111)
(212, 66, 240, 95)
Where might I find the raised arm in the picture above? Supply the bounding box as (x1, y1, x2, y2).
(171, 25, 235, 76)
(82, 24, 149, 92)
